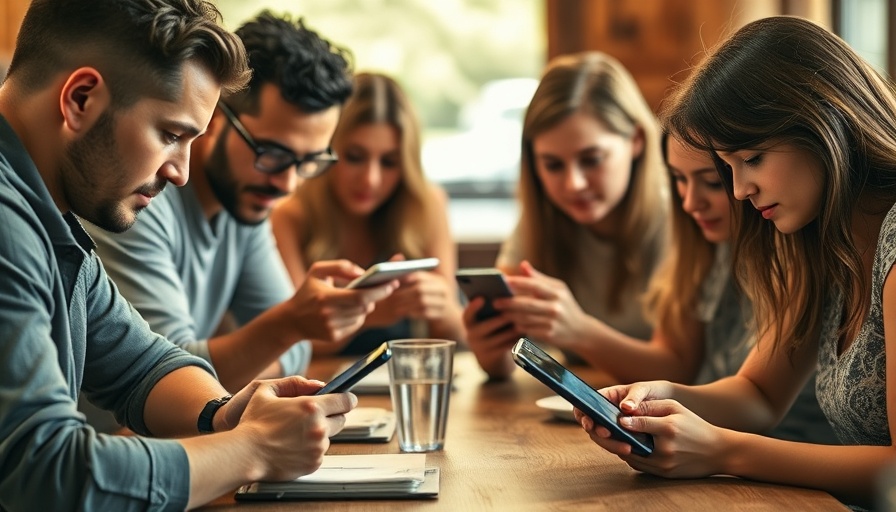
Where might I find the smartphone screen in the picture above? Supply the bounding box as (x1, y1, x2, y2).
(314, 342, 392, 395)
(455, 268, 513, 321)
(347, 258, 440, 289)
(511, 338, 653, 456)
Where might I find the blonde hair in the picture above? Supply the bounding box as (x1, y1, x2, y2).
(519, 51, 667, 310)
(295, 72, 434, 264)
(643, 132, 716, 342)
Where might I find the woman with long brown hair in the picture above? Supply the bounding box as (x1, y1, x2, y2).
(580, 17, 896, 508)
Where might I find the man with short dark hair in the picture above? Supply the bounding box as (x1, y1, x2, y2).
(85, 11, 393, 394)
(0, 2, 362, 510)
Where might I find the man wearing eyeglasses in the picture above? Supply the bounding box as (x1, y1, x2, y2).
(83, 11, 394, 415)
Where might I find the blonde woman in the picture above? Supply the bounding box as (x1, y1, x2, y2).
(272, 72, 464, 355)
(465, 51, 668, 378)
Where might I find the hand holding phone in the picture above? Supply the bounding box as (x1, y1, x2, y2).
(456, 268, 513, 321)
(314, 342, 392, 395)
(346, 258, 440, 289)
(511, 338, 654, 456)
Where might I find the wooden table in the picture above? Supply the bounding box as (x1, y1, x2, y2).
(202, 352, 847, 511)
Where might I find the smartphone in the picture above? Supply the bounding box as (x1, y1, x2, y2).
(346, 258, 440, 289)
(455, 268, 513, 321)
(511, 338, 654, 456)
(314, 342, 392, 395)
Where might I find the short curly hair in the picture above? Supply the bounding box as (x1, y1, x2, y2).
(229, 11, 354, 115)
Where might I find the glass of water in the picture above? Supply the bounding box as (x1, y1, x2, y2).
(387, 339, 456, 452)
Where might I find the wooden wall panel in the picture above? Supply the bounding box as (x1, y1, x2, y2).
(546, 0, 830, 113)
(0, 1, 832, 99)
(0, 3, 7, 57)
(0, 0, 28, 64)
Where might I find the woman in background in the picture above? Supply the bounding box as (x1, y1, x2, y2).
(465, 51, 668, 378)
(272, 72, 464, 355)
(580, 17, 894, 508)
(642, 133, 835, 444)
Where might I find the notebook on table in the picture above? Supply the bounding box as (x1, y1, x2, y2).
(234, 454, 439, 501)
(331, 407, 396, 443)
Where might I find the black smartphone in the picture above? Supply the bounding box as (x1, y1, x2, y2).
(511, 338, 654, 456)
(314, 342, 392, 395)
(456, 268, 513, 321)
(346, 258, 440, 289)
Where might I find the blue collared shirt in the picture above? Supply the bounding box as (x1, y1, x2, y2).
(0, 115, 215, 511)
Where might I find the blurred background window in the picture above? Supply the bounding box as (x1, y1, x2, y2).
(217, 0, 545, 242)
(837, 0, 889, 75)
(0, 0, 846, 254)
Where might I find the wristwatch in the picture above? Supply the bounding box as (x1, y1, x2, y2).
(197, 394, 232, 434)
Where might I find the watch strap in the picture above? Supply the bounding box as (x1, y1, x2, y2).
(197, 394, 232, 434)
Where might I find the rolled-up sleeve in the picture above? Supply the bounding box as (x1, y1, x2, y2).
(0, 201, 210, 510)
(80, 253, 215, 434)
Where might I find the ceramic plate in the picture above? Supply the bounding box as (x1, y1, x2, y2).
(535, 395, 576, 423)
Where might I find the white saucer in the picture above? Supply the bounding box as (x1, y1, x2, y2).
(535, 395, 576, 422)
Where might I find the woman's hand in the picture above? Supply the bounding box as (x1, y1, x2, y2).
(575, 381, 729, 479)
(497, 261, 593, 350)
(463, 297, 521, 378)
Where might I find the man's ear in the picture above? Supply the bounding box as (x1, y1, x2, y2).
(59, 67, 111, 134)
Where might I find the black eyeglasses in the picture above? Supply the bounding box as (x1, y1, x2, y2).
(217, 103, 337, 178)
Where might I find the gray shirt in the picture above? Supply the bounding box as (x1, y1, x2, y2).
(86, 183, 310, 379)
(498, 221, 664, 344)
(0, 115, 209, 510)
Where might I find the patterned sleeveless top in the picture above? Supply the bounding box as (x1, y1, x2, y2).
(815, 203, 895, 446)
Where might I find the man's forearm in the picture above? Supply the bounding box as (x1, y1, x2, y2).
(144, 366, 231, 437)
(180, 429, 262, 509)
(207, 304, 298, 391)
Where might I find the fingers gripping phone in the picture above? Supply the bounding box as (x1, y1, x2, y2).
(314, 342, 392, 395)
(346, 258, 440, 289)
(455, 268, 513, 321)
(511, 338, 654, 456)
